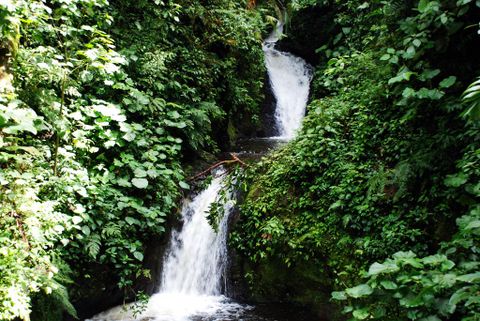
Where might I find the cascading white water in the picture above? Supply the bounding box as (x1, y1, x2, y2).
(87, 22, 313, 321)
(160, 171, 233, 295)
(263, 24, 312, 139)
(89, 170, 244, 321)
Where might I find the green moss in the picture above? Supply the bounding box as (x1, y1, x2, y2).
(243, 257, 337, 316)
(227, 118, 238, 147)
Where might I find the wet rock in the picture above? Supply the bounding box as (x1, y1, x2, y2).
(259, 74, 279, 138)
(275, 5, 337, 67)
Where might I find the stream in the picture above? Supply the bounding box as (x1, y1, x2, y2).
(87, 24, 313, 321)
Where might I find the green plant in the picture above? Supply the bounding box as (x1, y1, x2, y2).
(333, 206, 480, 321)
(0, 0, 272, 319)
(232, 1, 480, 317)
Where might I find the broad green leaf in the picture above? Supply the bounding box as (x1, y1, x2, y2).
(123, 132, 136, 142)
(420, 69, 441, 80)
(390, 55, 399, 64)
(357, 2, 369, 9)
(422, 254, 446, 265)
(132, 178, 149, 188)
(5, 124, 34, 134)
(131, 90, 150, 105)
(125, 217, 136, 225)
(117, 177, 132, 187)
(134, 168, 147, 178)
(331, 291, 347, 300)
(353, 308, 369, 320)
(179, 181, 190, 189)
(405, 46, 416, 59)
(439, 76, 457, 88)
(345, 284, 373, 298)
(80, 70, 94, 82)
(441, 260, 456, 271)
(444, 173, 468, 187)
(82, 225, 91, 236)
(388, 68, 415, 85)
(457, 272, 480, 283)
(416, 88, 444, 100)
(343, 306, 354, 313)
(165, 119, 187, 128)
(380, 280, 398, 290)
(449, 287, 470, 305)
(72, 216, 83, 224)
(418, 0, 429, 12)
(433, 273, 457, 287)
(167, 111, 181, 119)
(402, 87, 416, 98)
(400, 293, 425, 308)
(380, 54, 390, 61)
(133, 251, 144, 261)
(465, 220, 480, 230)
(368, 262, 400, 275)
(402, 257, 424, 268)
(104, 140, 116, 148)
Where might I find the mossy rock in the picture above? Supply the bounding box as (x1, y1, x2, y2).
(244, 257, 340, 319)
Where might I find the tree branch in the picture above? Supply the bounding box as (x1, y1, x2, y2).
(10, 211, 30, 250)
(188, 153, 247, 181)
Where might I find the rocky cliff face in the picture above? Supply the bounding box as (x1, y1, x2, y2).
(276, 4, 337, 67)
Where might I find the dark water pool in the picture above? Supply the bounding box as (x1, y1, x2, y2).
(186, 302, 318, 321)
(88, 295, 321, 321)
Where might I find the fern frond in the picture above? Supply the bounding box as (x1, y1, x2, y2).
(102, 223, 122, 237)
(85, 234, 101, 259)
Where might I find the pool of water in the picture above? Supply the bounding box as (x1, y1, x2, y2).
(87, 294, 317, 321)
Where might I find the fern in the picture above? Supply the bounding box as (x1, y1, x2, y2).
(30, 258, 77, 321)
(392, 162, 413, 201)
(102, 223, 121, 237)
(85, 234, 101, 259)
(367, 163, 413, 201)
(367, 166, 389, 198)
(50, 281, 77, 319)
(382, 0, 412, 20)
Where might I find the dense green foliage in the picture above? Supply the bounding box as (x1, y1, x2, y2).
(0, 0, 269, 319)
(232, 0, 480, 319)
(2, 0, 480, 320)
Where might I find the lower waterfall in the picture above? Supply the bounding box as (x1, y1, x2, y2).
(160, 169, 232, 295)
(89, 170, 246, 321)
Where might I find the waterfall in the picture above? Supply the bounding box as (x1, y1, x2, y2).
(263, 23, 313, 139)
(89, 169, 244, 321)
(160, 170, 233, 295)
(88, 22, 314, 321)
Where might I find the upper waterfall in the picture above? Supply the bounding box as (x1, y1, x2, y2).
(263, 23, 313, 139)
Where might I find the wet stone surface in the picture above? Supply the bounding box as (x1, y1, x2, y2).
(233, 137, 289, 159)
